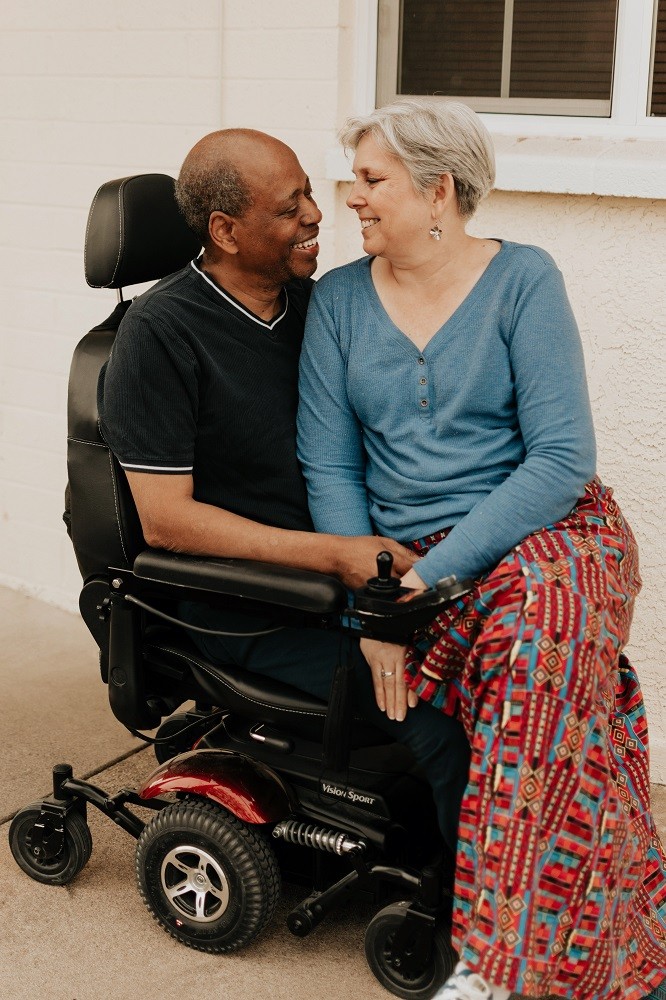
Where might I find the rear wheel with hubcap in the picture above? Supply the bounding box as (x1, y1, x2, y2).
(135, 798, 281, 953)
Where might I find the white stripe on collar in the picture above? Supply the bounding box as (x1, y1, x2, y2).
(191, 259, 289, 330)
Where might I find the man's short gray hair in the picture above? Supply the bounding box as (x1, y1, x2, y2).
(175, 157, 253, 245)
(339, 98, 495, 219)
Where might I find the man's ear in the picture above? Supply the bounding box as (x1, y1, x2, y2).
(208, 210, 239, 255)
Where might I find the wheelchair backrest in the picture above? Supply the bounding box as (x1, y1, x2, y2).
(66, 174, 201, 584)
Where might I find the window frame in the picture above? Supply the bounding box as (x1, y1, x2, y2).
(649, 0, 666, 114)
(326, 1, 665, 198)
(378, 0, 618, 118)
(372, 0, 666, 138)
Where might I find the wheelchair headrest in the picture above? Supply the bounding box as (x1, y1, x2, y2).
(84, 173, 202, 290)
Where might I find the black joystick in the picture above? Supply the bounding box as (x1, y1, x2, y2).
(365, 551, 401, 594)
(352, 553, 473, 641)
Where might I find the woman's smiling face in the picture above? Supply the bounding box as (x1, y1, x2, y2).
(346, 132, 431, 258)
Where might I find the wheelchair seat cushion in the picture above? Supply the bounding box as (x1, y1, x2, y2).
(144, 631, 389, 747)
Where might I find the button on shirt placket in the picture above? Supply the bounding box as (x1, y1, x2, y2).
(417, 356, 430, 416)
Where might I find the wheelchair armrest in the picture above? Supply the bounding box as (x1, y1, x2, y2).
(132, 548, 348, 615)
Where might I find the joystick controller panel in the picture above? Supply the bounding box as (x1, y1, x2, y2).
(348, 552, 473, 642)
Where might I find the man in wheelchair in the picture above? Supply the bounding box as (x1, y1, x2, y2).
(7, 127, 476, 997)
(97, 127, 470, 856)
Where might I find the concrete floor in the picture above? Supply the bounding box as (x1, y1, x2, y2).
(1, 585, 664, 1000)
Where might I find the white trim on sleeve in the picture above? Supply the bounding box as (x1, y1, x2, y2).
(119, 461, 193, 473)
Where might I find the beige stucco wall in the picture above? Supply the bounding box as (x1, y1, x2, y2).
(335, 187, 666, 779)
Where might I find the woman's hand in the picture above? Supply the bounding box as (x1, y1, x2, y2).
(400, 567, 428, 592)
(360, 637, 419, 721)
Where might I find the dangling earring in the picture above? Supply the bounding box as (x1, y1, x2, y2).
(429, 222, 442, 241)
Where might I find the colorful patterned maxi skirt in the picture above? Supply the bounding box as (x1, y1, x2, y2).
(404, 479, 666, 999)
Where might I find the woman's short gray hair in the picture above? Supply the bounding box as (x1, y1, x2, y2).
(339, 98, 495, 219)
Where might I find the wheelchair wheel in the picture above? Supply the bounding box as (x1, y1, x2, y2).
(365, 900, 456, 999)
(135, 798, 281, 953)
(9, 802, 92, 886)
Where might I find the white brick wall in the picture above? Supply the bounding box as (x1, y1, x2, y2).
(219, 5, 341, 273)
(0, 0, 345, 608)
(0, 0, 225, 608)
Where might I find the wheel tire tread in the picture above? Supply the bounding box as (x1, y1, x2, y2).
(135, 798, 280, 954)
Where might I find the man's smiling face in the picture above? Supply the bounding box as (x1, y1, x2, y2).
(233, 142, 323, 285)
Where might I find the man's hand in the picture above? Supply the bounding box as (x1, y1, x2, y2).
(335, 536, 417, 590)
(124, 472, 417, 588)
(360, 637, 419, 721)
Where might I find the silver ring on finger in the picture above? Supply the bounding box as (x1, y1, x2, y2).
(381, 670, 395, 677)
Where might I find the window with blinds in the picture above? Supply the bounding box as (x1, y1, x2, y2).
(377, 0, 620, 116)
(650, 1, 666, 116)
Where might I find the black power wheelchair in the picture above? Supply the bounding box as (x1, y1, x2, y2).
(9, 174, 471, 999)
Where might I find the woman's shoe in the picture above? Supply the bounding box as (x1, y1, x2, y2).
(644, 980, 666, 1000)
(434, 962, 497, 999)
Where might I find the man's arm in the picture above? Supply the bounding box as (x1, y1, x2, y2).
(127, 471, 416, 590)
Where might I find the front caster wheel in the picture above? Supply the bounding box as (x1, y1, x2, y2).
(9, 802, 92, 885)
(365, 901, 457, 999)
(135, 799, 281, 953)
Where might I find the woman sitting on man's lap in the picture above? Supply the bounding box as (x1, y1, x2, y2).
(297, 97, 666, 1000)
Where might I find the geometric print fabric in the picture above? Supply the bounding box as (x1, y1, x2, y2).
(405, 479, 666, 998)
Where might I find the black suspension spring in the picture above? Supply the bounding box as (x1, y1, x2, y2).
(272, 819, 365, 856)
